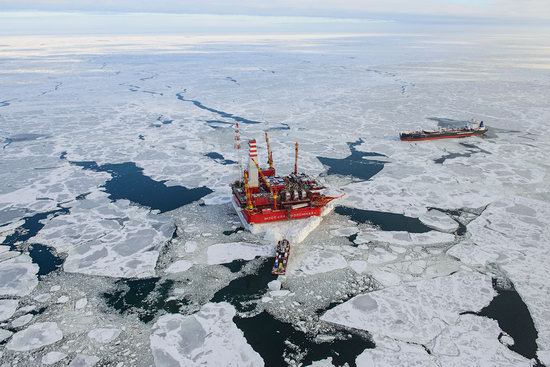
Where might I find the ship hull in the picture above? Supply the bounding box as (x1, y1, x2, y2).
(400, 130, 486, 141)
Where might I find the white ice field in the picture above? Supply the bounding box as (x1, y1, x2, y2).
(1, 18, 550, 367)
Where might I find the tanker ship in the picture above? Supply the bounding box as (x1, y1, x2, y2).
(399, 120, 487, 141)
(231, 129, 339, 225)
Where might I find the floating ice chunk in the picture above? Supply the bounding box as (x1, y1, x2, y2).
(183, 240, 198, 253)
(11, 314, 33, 328)
(34, 293, 51, 302)
(56, 295, 69, 304)
(539, 351, 550, 366)
(430, 315, 530, 366)
(270, 290, 291, 297)
(0, 254, 38, 296)
(321, 271, 494, 344)
(88, 328, 121, 344)
(349, 260, 367, 274)
(6, 322, 63, 351)
(306, 358, 335, 366)
(0, 329, 13, 342)
(68, 354, 100, 367)
(419, 210, 459, 233)
(295, 249, 347, 275)
(165, 260, 193, 274)
(150, 302, 263, 367)
(75, 297, 88, 310)
(0, 299, 18, 321)
(366, 248, 398, 264)
(268, 280, 281, 291)
(31, 193, 174, 278)
(356, 230, 454, 247)
(206, 242, 274, 265)
(203, 192, 232, 205)
(356, 335, 437, 367)
(371, 270, 401, 287)
(447, 242, 497, 267)
(329, 226, 359, 237)
(42, 351, 68, 365)
(50, 285, 61, 292)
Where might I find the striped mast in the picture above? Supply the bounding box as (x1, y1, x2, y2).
(234, 123, 242, 181)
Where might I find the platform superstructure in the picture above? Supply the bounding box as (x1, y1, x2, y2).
(231, 128, 338, 225)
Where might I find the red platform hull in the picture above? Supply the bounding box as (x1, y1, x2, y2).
(233, 195, 325, 224)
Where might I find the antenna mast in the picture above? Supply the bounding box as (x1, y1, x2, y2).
(234, 123, 242, 180)
(264, 131, 273, 169)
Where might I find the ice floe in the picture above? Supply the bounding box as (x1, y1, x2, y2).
(321, 271, 494, 344)
(42, 351, 68, 365)
(88, 328, 121, 344)
(206, 242, 274, 265)
(355, 230, 455, 247)
(0, 254, 38, 297)
(356, 335, 437, 367)
(295, 249, 347, 275)
(165, 259, 194, 274)
(11, 313, 33, 328)
(6, 322, 63, 351)
(419, 209, 459, 233)
(150, 302, 263, 366)
(68, 354, 100, 367)
(0, 299, 18, 321)
(31, 192, 174, 278)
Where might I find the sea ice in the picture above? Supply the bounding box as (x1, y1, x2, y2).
(321, 271, 494, 344)
(0, 299, 18, 321)
(88, 328, 121, 344)
(0, 254, 38, 296)
(31, 192, 174, 278)
(295, 249, 347, 275)
(430, 314, 531, 366)
(165, 260, 194, 274)
(419, 210, 459, 233)
(0, 329, 13, 343)
(11, 313, 33, 328)
(42, 351, 68, 365)
(356, 335, 437, 367)
(206, 242, 274, 265)
(6, 322, 63, 352)
(355, 230, 454, 247)
(150, 302, 263, 366)
(68, 354, 100, 367)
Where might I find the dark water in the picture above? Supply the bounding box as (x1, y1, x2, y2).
(335, 206, 432, 233)
(205, 120, 234, 129)
(1, 208, 69, 276)
(71, 161, 212, 213)
(211, 257, 275, 312)
(465, 279, 544, 364)
(138, 134, 145, 140)
(221, 259, 248, 273)
(205, 152, 237, 165)
(317, 139, 385, 180)
(428, 117, 471, 128)
(103, 277, 185, 323)
(235, 312, 373, 367)
(223, 226, 245, 236)
(176, 91, 262, 125)
(267, 123, 290, 131)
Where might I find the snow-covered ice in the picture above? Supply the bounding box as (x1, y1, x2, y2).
(88, 328, 121, 344)
(150, 302, 263, 366)
(355, 230, 455, 247)
(11, 313, 33, 328)
(68, 354, 100, 367)
(321, 271, 494, 344)
(206, 242, 274, 265)
(42, 351, 68, 365)
(419, 210, 459, 233)
(0, 254, 38, 296)
(0, 299, 18, 321)
(295, 249, 347, 275)
(165, 259, 194, 274)
(6, 322, 63, 351)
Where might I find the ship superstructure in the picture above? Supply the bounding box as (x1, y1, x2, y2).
(231, 128, 338, 225)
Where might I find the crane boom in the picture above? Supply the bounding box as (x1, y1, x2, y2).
(251, 158, 278, 209)
(264, 131, 273, 169)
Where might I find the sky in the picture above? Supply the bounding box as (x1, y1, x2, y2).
(1, 0, 550, 20)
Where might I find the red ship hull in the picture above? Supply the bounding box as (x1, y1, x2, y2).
(400, 131, 485, 141)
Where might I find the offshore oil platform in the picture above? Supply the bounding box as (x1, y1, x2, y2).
(231, 125, 339, 225)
